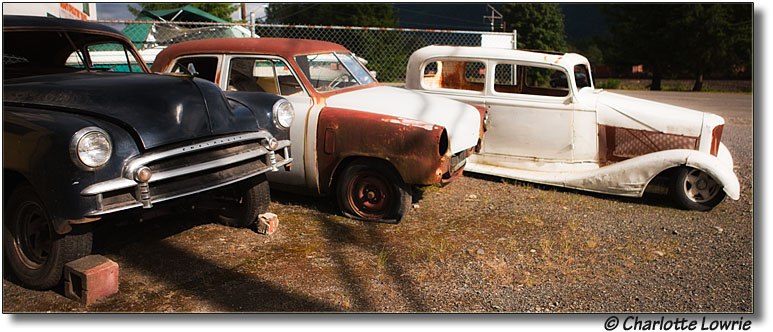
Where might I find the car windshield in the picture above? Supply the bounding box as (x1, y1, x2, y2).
(294, 52, 375, 92)
(3, 30, 146, 79)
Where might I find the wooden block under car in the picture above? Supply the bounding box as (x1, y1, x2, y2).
(257, 213, 279, 235)
(64, 255, 119, 305)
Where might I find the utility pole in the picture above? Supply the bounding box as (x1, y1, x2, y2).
(241, 3, 246, 21)
(483, 4, 503, 32)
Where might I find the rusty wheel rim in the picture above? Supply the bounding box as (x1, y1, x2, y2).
(12, 201, 53, 270)
(346, 171, 393, 220)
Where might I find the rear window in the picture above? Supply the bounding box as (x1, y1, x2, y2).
(3, 30, 146, 79)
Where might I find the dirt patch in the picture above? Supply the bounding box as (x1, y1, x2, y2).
(3, 93, 753, 313)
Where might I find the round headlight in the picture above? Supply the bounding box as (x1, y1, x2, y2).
(273, 99, 295, 129)
(71, 127, 112, 168)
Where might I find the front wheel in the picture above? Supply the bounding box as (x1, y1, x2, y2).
(336, 160, 411, 223)
(669, 167, 726, 211)
(214, 174, 270, 227)
(3, 185, 92, 289)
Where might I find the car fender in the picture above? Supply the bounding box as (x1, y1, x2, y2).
(316, 107, 448, 193)
(3, 107, 140, 233)
(683, 145, 739, 200)
(561, 149, 740, 200)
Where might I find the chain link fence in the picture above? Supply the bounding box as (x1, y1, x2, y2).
(94, 20, 513, 82)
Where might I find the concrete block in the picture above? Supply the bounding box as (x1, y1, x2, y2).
(64, 255, 119, 305)
(257, 213, 279, 235)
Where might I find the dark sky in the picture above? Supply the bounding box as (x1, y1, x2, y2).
(96, 3, 608, 41)
(394, 3, 607, 41)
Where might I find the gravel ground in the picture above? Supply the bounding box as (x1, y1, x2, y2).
(2, 91, 753, 313)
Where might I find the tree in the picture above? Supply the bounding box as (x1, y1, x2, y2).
(602, 4, 752, 91)
(500, 3, 568, 52)
(265, 3, 398, 27)
(128, 3, 240, 22)
(264, 4, 403, 81)
(601, 4, 682, 90)
(677, 4, 752, 91)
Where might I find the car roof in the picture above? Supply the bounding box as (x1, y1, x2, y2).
(408, 45, 589, 69)
(3, 15, 122, 36)
(153, 37, 351, 68)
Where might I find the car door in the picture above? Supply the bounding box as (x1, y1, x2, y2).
(220, 55, 314, 188)
(483, 61, 575, 164)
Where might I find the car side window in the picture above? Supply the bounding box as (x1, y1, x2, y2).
(65, 42, 142, 72)
(173, 56, 219, 82)
(228, 57, 304, 96)
(422, 60, 485, 92)
(574, 64, 591, 89)
(493, 63, 517, 93)
(493, 63, 569, 97)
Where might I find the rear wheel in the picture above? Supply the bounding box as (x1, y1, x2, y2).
(214, 174, 270, 227)
(669, 167, 726, 211)
(336, 160, 411, 223)
(3, 185, 92, 289)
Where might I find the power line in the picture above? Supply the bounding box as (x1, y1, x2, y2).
(397, 7, 488, 26)
(266, 3, 319, 23)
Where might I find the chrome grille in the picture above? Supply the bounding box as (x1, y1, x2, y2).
(81, 132, 291, 216)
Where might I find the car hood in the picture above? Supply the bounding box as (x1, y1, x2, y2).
(3, 72, 244, 150)
(586, 89, 706, 137)
(325, 86, 481, 153)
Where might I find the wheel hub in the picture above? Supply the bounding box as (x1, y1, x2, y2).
(14, 201, 53, 269)
(365, 188, 378, 201)
(684, 169, 720, 203)
(347, 173, 392, 219)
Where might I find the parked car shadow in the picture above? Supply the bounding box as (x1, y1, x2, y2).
(87, 204, 338, 312)
(462, 171, 676, 210)
(317, 215, 427, 312)
(269, 188, 340, 216)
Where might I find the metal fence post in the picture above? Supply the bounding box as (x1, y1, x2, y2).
(512, 29, 517, 49)
(250, 12, 256, 38)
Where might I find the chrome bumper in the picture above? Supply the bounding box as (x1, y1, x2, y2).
(81, 132, 291, 216)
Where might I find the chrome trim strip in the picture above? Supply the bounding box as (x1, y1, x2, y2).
(123, 131, 275, 177)
(85, 155, 293, 216)
(80, 137, 293, 215)
(81, 136, 290, 196)
(143, 146, 269, 183)
(82, 146, 268, 195)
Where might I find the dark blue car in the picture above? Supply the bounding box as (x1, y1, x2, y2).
(3, 15, 294, 289)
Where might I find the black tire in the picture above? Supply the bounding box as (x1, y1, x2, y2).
(3, 185, 92, 289)
(215, 174, 270, 227)
(669, 166, 726, 211)
(336, 160, 411, 223)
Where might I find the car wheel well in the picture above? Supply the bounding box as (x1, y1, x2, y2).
(3, 170, 29, 202)
(642, 165, 684, 196)
(330, 156, 403, 193)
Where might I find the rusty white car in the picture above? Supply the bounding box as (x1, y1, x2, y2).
(406, 45, 739, 211)
(151, 38, 485, 222)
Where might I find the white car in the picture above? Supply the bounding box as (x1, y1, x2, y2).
(406, 45, 739, 211)
(152, 38, 485, 222)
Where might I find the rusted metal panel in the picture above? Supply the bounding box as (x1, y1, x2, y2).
(598, 125, 698, 166)
(316, 107, 451, 192)
(710, 124, 724, 156)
